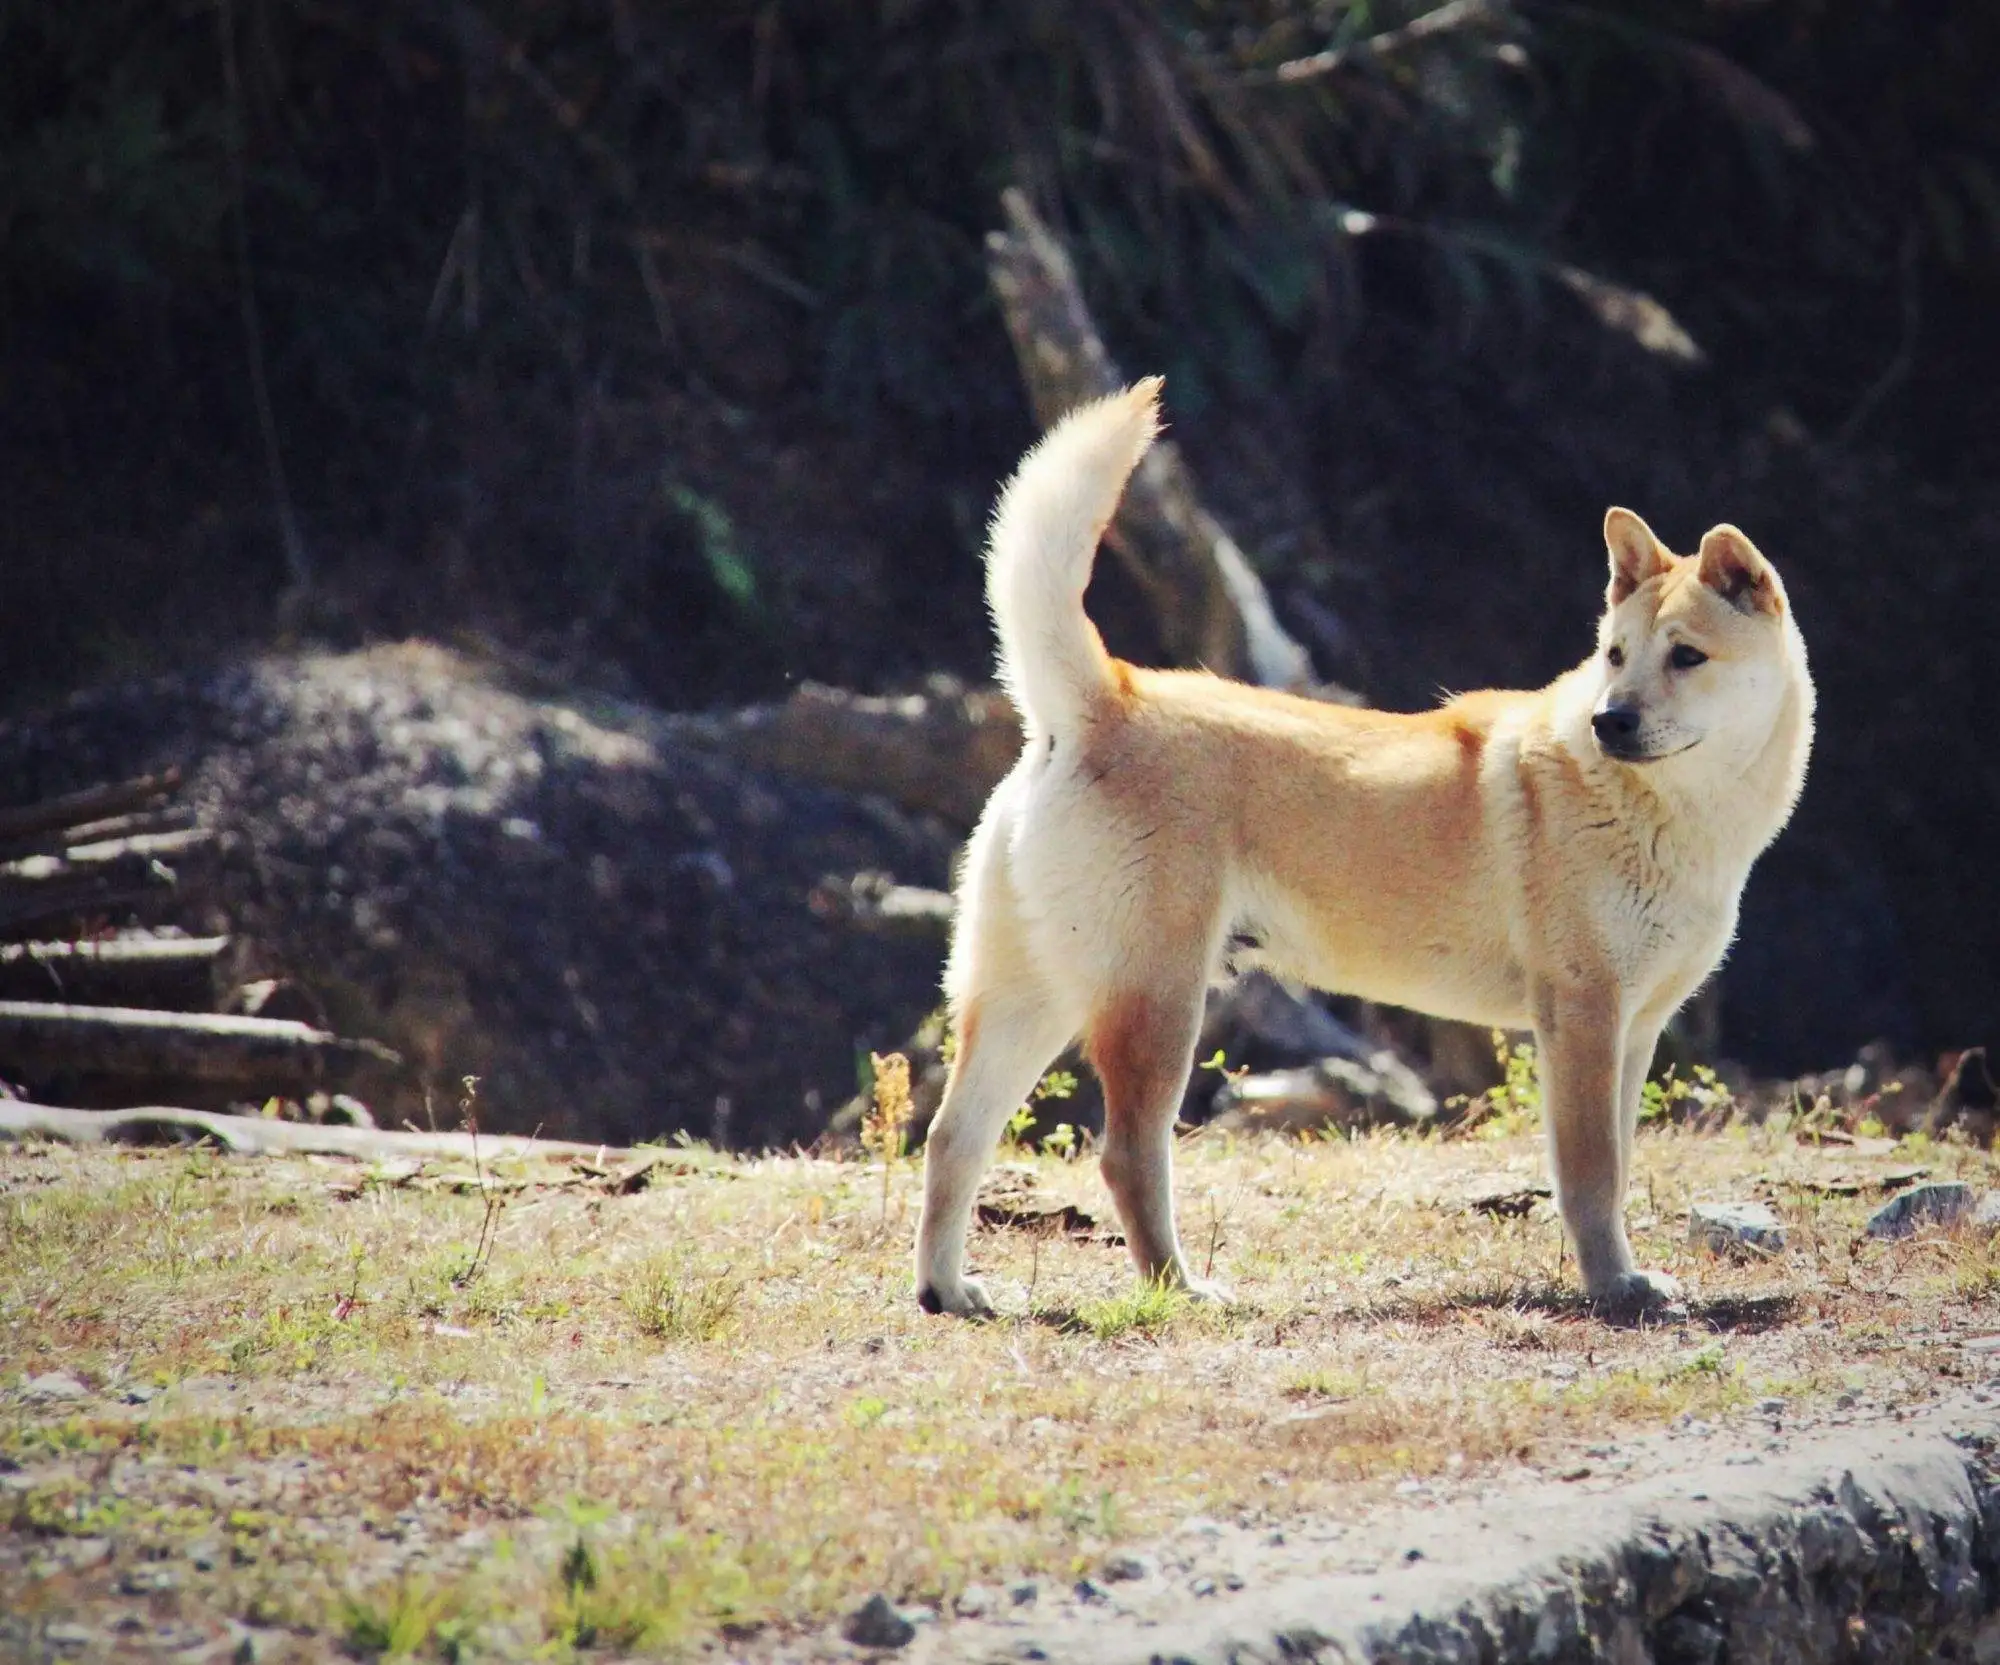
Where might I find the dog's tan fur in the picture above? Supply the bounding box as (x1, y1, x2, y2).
(916, 380, 1814, 1316)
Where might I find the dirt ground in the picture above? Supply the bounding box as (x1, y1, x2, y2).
(2, 1116, 1993, 1661)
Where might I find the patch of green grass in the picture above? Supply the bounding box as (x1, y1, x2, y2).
(545, 1527, 732, 1654)
(621, 1254, 741, 1343)
(10, 1481, 133, 1538)
(340, 1575, 465, 1661)
(1073, 1277, 1190, 1342)
(1282, 1365, 1371, 1401)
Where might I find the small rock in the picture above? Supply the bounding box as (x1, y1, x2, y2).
(1100, 1553, 1152, 1583)
(1013, 1646, 1050, 1663)
(1008, 1580, 1039, 1607)
(1866, 1182, 1975, 1240)
(1756, 1396, 1788, 1418)
(118, 1566, 179, 1596)
(43, 1623, 93, 1652)
(120, 1385, 157, 1405)
(1688, 1201, 1786, 1256)
(1071, 1578, 1108, 1605)
(952, 1584, 996, 1618)
(1223, 1572, 1246, 1590)
(842, 1593, 915, 1650)
(20, 1372, 90, 1404)
(1189, 1576, 1218, 1597)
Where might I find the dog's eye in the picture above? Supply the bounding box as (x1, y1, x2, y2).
(1669, 644, 1708, 670)
(1606, 645, 1625, 668)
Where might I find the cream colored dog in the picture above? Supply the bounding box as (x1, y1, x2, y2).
(916, 379, 1813, 1317)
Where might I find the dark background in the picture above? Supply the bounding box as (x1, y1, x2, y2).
(3, 0, 1995, 1080)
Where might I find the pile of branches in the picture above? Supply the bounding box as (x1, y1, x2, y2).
(0, 770, 408, 1150)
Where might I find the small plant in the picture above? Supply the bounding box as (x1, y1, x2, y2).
(1199, 1048, 1251, 1086)
(1281, 1364, 1373, 1401)
(664, 477, 759, 616)
(1639, 1062, 1736, 1125)
(1034, 1067, 1078, 1102)
(1045, 1476, 1123, 1539)
(861, 1050, 914, 1227)
(1670, 1342, 1728, 1379)
(340, 1576, 458, 1661)
(452, 1076, 503, 1288)
(1075, 1276, 1188, 1341)
(1454, 1032, 1541, 1138)
(622, 1254, 741, 1343)
(998, 1066, 1088, 1151)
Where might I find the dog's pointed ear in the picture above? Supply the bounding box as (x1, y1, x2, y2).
(1604, 508, 1673, 604)
(1697, 525, 1782, 616)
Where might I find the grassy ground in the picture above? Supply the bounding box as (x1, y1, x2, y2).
(1, 1115, 1993, 1661)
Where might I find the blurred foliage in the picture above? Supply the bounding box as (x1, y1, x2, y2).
(0, 0, 1995, 702)
(5, 1, 1996, 435)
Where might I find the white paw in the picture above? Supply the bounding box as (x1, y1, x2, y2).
(918, 1276, 997, 1319)
(1590, 1269, 1683, 1316)
(1178, 1275, 1236, 1307)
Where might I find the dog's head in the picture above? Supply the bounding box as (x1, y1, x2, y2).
(1588, 508, 1803, 768)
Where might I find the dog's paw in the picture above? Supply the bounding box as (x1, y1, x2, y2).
(1589, 1269, 1684, 1321)
(1179, 1276, 1236, 1307)
(917, 1277, 997, 1319)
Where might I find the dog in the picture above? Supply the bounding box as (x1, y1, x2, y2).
(915, 379, 1813, 1316)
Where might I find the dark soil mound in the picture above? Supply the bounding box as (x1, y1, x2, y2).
(0, 644, 953, 1147)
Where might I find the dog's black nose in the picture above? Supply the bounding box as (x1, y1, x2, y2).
(1592, 704, 1642, 747)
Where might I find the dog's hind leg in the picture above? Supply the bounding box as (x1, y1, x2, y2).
(1088, 979, 1227, 1302)
(915, 989, 1073, 1316)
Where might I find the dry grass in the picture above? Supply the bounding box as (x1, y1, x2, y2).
(1, 1119, 1994, 1659)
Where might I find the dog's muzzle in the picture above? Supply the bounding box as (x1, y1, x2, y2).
(1592, 703, 1648, 762)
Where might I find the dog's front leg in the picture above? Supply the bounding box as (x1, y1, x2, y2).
(1535, 986, 1680, 1313)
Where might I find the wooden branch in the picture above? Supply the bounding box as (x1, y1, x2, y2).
(667, 680, 1023, 827)
(1263, 0, 1502, 85)
(0, 1001, 400, 1089)
(0, 936, 229, 1010)
(0, 1099, 680, 1165)
(0, 771, 181, 844)
(0, 806, 198, 865)
(0, 832, 216, 937)
(808, 873, 955, 938)
(985, 187, 1316, 693)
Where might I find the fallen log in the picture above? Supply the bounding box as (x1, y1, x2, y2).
(986, 187, 1319, 695)
(0, 1001, 400, 1090)
(0, 935, 229, 1010)
(0, 770, 181, 845)
(0, 831, 216, 938)
(0, 1099, 694, 1166)
(666, 679, 1023, 827)
(0, 805, 198, 864)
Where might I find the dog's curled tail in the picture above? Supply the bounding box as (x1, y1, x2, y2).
(985, 378, 1161, 741)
